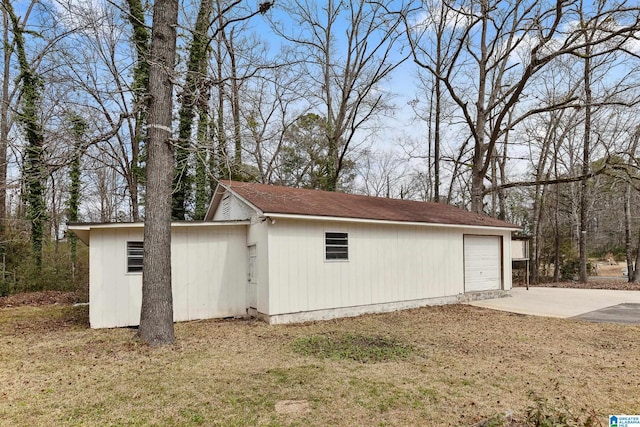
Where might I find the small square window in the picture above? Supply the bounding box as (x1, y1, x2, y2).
(325, 232, 348, 261)
(127, 241, 144, 273)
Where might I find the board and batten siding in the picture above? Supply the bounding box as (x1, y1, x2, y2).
(247, 221, 269, 315)
(89, 227, 144, 328)
(88, 224, 248, 328)
(171, 225, 248, 323)
(264, 219, 512, 318)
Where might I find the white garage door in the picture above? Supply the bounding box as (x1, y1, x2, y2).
(464, 235, 502, 292)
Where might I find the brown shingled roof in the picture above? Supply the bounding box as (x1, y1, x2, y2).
(220, 181, 519, 229)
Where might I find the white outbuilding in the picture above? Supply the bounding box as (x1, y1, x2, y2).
(70, 181, 520, 328)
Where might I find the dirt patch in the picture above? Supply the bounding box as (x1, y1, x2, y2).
(0, 291, 78, 308)
(275, 400, 311, 415)
(595, 261, 627, 276)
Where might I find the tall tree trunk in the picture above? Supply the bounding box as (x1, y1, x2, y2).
(627, 128, 640, 282)
(530, 184, 547, 285)
(490, 149, 497, 217)
(5, 0, 46, 267)
(139, 0, 178, 346)
(323, 0, 336, 192)
(433, 29, 442, 203)
(497, 113, 513, 220)
(0, 8, 10, 244)
(624, 182, 633, 281)
(193, 93, 210, 220)
(125, 0, 150, 222)
(172, 0, 213, 220)
(633, 232, 640, 283)
(553, 179, 561, 282)
(68, 114, 86, 278)
(470, 0, 489, 214)
(214, 5, 228, 181)
(579, 44, 591, 284)
(225, 30, 243, 180)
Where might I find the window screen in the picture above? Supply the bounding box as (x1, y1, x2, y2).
(127, 241, 144, 273)
(325, 232, 348, 260)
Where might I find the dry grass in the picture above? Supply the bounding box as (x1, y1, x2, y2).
(1, 302, 639, 426)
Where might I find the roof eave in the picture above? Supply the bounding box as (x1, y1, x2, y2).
(263, 212, 521, 231)
(204, 183, 226, 220)
(67, 224, 91, 245)
(67, 220, 251, 246)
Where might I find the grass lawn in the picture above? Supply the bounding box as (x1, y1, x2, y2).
(1, 302, 639, 426)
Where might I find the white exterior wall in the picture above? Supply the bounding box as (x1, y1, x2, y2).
(89, 228, 144, 328)
(511, 239, 529, 260)
(502, 232, 513, 289)
(171, 225, 248, 323)
(264, 219, 512, 317)
(212, 193, 254, 221)
(88, 224, 247, 328)
(247, 220, 269, 314)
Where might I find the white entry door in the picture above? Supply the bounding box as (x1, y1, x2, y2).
(247, 245, 257, 309)
(464, 235, 502, 292)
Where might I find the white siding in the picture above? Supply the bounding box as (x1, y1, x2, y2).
(502, 231, 513, 290)
(264, 219, 508, 316)
(512, 239, 529, 260)
(212, 193, 253, 220)
(248, 221, 269, 314)
(88, 224, 247, 328)
(89, 228, 144, 328)
(171, 225, 247, 323)
(87, 214, 513, 327)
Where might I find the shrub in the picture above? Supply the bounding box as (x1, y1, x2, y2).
(0, 227, 88, 299)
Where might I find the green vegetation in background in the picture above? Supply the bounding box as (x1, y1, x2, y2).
(0, 227, 88, 298)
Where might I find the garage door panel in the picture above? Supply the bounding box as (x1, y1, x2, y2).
(464, 235, 501, 292)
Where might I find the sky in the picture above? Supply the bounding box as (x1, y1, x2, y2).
(8, 0, 640, 203)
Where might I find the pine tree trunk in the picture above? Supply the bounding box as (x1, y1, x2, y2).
(138, 0, 178, 346)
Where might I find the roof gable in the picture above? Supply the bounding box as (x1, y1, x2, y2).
(209, 181, 519, 229)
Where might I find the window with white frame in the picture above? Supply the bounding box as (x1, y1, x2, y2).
(127, 241, 144, 273)
(325, 232, 348, 261)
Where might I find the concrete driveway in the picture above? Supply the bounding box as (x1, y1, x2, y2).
(468, 287, 640, 324)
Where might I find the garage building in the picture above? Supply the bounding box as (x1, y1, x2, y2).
(70, 181, 519, 328)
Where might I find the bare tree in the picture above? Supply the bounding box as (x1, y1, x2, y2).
(53, 0, 145, 221)
(173, 0, 213, 220)
(356, 149, 407, 198)
(405, 0, 461, 202)
(0, 5, 12, 239)
(271, 0, 408, 191)
(242, 62, 308, 185)
(404, 0, 640, 214)
(124, 0, 151, 222)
